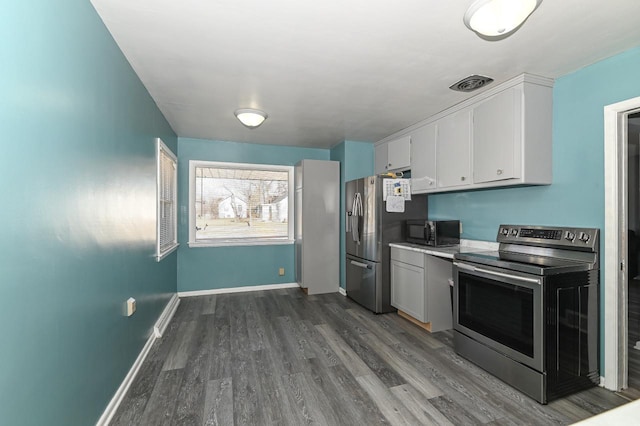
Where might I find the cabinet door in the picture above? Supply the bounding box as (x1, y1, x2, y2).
(425, 256, 454, 332)
(436, 109, 471, 188)
(387, 136, 411, 171)
(390, 259, 425, 321)
(374, 143, 388, 174)
(473, 87, 520, 183)
(410, 123, 437, 193)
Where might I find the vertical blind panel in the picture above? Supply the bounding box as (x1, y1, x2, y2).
(159, 149, 176, 251)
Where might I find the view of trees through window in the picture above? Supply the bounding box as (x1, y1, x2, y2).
(194, 166, 289, 240)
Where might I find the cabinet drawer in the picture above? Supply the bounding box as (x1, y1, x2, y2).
(391, 247, 424, 268)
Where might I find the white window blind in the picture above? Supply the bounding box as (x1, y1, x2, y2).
(188, 160, 294, 246)
(156, 138, 178, 261)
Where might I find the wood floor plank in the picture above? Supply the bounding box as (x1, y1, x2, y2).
(276, 315, 316, 360)
(203, 378, 233, 426)
(297, 319, 341, 368)
(250, 349, 301, 425)
(162, 320, 198, 371)
(390, 383, 454, 426)
(208, 323, 231, 380)
(109, 359, 163, 426)
(282, 371, 332, 425)
(366, 332, 443, 399)
(315, 323, 372, 377)
(201, 294, 217, 315)
(139, 369, 183, 426)
(245, 295, 268, 351)
(172, 349, 208, 425)
(346, 308, 403, 346)
(427, 394, 485, 425)
(321, 362, 391, 425)
(356, 374, 421, 426)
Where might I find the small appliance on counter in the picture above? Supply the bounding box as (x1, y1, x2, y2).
(406, 219, 460, 247)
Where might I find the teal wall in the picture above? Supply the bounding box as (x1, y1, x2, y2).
(0, 2, 178, 425)
(331, 141, 374, 287)
(429, 46, 640, 367)
(177, 138, 329, 292)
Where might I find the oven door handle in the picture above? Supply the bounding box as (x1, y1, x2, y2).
(454, 262, 541, 285)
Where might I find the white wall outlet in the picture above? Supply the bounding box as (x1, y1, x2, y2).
(278, 267, 285, 276)
(126, 297, 136, 317)
(460, 222, 463, 234)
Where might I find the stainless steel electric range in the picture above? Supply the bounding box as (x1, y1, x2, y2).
(452, 225, 600, 404)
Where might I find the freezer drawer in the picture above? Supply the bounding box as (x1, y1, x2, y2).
(346, 255, 382, 313)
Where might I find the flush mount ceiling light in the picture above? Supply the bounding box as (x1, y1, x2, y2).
(464, 0, 542, 37)
(234, 108, 268, 129)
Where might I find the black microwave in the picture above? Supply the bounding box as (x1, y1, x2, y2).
(406, 220, 460, 247)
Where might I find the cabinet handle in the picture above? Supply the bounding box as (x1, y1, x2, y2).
(461, 176, 466, 181)
(497, 169, 503, 175)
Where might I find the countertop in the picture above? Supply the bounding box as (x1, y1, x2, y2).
(389, 239, 499, 260)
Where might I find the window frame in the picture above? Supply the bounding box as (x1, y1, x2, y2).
(156, 138, 179, 261)
(188, 160, 294, 247)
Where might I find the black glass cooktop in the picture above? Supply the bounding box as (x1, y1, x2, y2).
(454, 251, 595, 276)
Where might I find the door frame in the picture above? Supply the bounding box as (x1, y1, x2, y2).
(604, 95, 640, 391)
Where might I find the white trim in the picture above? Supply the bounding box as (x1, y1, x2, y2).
(178, 282, 300, 297)
(338, 287, 347, 296)
(97, 294, 179, 426)
(604, 95, 640, 391)
(188, 239, 294, 248)
(154, 294, 180, 338)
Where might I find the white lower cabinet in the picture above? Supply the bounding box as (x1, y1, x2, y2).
(390, 247, 453, 332)
(390, 250, 425, 321)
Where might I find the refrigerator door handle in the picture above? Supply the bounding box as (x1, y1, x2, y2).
(350, 260, 372, 269)
(346, 211, 352, 232)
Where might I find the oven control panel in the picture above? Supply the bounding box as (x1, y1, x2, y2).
(497, 225, 599, 250)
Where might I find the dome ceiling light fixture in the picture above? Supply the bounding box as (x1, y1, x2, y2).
(234, 108, 268, 129)
(463, 0, 543, 38)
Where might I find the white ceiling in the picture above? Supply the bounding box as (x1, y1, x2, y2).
(90, 0, 640, 149)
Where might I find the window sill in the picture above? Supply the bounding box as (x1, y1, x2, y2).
(188, 239, 294, 248)
(156, 243, 179, 262)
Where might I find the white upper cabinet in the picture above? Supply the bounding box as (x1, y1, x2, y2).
(381, 73, 553, 194)
(473, 81, 552, 186)
(436, 108, 471, 189)
(410, 123, 437, 192)
(473, 87, 520, 183)
(375, 136, 411, 174)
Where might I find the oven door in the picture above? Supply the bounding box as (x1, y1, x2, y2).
(453, 261, 544, 372)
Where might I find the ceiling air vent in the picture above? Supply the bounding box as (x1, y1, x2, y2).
(449, 75, 494, 92)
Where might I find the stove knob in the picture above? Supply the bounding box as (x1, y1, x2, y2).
(579, 232, 591, 243)
(500, 227, 509, 236)
(565, 231, 576, 242)
(510, 229, 518, 236)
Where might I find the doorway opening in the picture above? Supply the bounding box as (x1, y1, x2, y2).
(604, 96, 640, 394)
(627, 112, 640, 393)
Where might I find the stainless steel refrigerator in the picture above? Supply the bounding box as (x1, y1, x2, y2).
(345, 176, 427, 313)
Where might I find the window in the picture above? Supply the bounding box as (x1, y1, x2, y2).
(188, 160, 294, 247)
(156, 138, 178, 261)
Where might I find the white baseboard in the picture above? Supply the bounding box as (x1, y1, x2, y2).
(338, 287, 347, 296)
(154, 294, 180, 338)
(97, 294, 179, 426)
(178, 282, 299, 297)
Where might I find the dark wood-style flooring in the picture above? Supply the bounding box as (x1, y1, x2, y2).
(111, 288, 628, 425)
